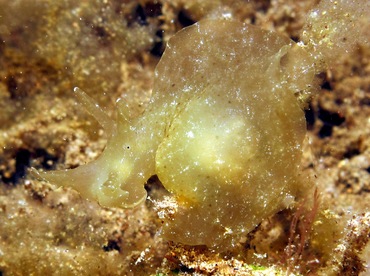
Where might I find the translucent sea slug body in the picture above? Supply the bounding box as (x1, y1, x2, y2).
(39, 19, 317, 249)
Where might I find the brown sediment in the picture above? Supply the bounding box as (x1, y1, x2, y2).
(0, 0, 370, 275)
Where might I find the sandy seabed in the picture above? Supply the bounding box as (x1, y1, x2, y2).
(1, 1, 370, 275)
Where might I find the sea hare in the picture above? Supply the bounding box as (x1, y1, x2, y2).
(36, 19, 317, 249)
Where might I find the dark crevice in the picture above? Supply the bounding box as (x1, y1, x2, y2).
(150, 30, 164, 57)
(2, 149, 31, 184)
(130, 2, 162, 26)
(93, 26, 110, 39)
(144, 174, 166, 194)
(317, 106, 345, 138)
(103, 240, 121, 252)
(305, 104, 315, 130)
(134, 4, 148, 26)
(291, 36, 300, 43)
(318, 124, 333, 138)
(179, 264, 196, 273)
(6, 75, 19, 100)
(1, 148, 59, 185)
(91, 25, 112, 47)
(172, 265, 196, 274)
(250, 15, 256, 25)
(35, 148, 59, 170)
(143, 2, 162, 18)
(318, 108, 345, 127)
(252, 0, 271, 15)
(178, 10, 195, 27)
(343, 148, 360, 159)
(320, 80, 332, 91)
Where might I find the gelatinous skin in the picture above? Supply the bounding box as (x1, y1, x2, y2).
(35, 20, 316, 249)
(154, 20, 315, 248)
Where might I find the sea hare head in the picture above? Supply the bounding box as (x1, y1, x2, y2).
(154, 20, 315, 249)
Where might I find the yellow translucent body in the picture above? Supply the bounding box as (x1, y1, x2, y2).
(37, 20, 316, 249)
(155, 20, 313, 248)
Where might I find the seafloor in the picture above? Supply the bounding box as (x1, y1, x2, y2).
(0, 0, 370, 275)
